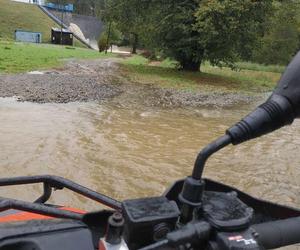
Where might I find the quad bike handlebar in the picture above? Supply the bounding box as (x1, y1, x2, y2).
(253, 217, 300, 249)
(0, 176, 299, 250)
(139, 217, 300, 250)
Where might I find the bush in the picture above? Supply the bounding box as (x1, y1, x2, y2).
(98, 35, 109, 52)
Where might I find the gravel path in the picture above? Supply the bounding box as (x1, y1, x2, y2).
(0, 59, 121, 103)
(0, 58, 263, 107)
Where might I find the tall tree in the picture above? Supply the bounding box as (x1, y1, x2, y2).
(102, 0, 273, 71)
(148, 0, 273, 71)
(101, 0, 145, 54)
(252, 0, 300, 65)
(194, 0, 273, 69)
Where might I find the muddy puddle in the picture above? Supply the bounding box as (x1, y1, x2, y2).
(0, 97, 298, 213)
(1, 97, 300, 249)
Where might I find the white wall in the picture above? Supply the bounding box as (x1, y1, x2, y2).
(12, 0, 45, 5)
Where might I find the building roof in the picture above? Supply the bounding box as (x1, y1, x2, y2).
(15, 29, 42, 34)
(51, 27, 73, 34)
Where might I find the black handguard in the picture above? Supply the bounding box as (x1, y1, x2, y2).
(227, 94, 294, 145)
(227, 51, 300, 145)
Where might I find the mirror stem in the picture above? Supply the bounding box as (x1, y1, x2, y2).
(179, 135, 231, 224)
(192, 135, 232, 180)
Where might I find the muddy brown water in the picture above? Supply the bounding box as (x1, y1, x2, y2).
(0, 97, 299, 248)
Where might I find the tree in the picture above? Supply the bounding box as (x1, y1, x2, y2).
(98, 22, 122, 52)
(147, 0, 273, 71)
(194, 0, 273, 69)
(252, 0, 300, 65)
(149, 0, 202, 70)
(102, 0, 272, 71)
(100, 0, 146, 54)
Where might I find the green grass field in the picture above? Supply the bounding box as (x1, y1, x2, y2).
(0, 0, 58, 43)
(0, 39, 283, 94)
(0, 0, 85, 47)
(121, 55, 282, 93)
(0, 41, 113, 73)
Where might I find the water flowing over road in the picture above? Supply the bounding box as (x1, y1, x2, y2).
(0, 97, 299, 214)
(0, 58, 299, 249)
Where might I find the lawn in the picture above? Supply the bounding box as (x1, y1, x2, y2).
(0, 0, 58, 43)
(0, 40, 283, 93)
(0, 41, 114, 73)
(121, 55, 283, 93)
(0, 0, 85, 47)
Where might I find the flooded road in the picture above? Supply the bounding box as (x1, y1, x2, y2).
(0, 97, 299, 214)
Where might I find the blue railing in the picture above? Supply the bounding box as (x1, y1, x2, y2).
(45, 3, 74, 12)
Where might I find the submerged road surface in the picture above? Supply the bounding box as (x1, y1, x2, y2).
(0, 59, 299, 249)
(0, 98, 299, 212)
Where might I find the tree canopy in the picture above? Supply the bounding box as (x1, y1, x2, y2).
(100, 0, 274, 71)
(71, 0, 300, 70)
(252, 0, 300, 65)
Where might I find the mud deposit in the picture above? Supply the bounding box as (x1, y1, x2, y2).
(0, 58, 262, 107)
(0, 60, 121, 103)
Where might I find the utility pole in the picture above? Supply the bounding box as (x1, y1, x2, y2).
(60, 0, 64, 46)
(105, 22, 112, 54)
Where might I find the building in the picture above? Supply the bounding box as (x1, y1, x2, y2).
(15, 30, 42, 43)
(51, 27, 73, 46)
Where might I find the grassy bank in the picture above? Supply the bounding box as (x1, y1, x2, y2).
(0, 0, 57, 43)
(0, 41, 113, 73)
(121, 55, 282, 93)
(0, 0, 85, 47)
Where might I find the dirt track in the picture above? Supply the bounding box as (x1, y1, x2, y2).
(0, 58, 262, 107)
(0, 59, 121, 103)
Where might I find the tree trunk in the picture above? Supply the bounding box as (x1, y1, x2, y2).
(105, 22, 112, 54)
(181, 60, 201, 71)
(132, 33, 138, 54)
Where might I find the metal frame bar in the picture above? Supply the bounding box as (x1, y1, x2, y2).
(0, 175, 121, 220)
(0, 197, 83, 220)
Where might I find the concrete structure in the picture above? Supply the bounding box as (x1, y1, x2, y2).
(15, 30, 42, 43)
(46, 9, 104, 50)
(38, 5, 94, 49)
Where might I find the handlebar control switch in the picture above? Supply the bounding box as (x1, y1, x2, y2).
(122, 197, 180, 250)
(212, 229, 263, 250)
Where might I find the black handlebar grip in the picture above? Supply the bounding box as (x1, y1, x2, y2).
(252, 217, 300, 249)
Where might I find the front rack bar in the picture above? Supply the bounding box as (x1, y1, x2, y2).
(0, 175, 121, 210)
(0, 197, 83, 220)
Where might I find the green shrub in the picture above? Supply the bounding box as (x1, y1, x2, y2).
(98, 35, 109, 52)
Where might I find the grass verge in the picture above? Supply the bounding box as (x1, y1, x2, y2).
(0, 0, 58, 43)
(121, 55, 282, 93)
(0, 0, 86, 47)
(0, 41, 114, 73)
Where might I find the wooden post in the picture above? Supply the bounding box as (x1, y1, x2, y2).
(105, 22, 112, 54)
(60, 1, 64, 46)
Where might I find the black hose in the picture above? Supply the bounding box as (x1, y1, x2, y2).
(192, 135, 232, 180)
(253, 217, 300, 249)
